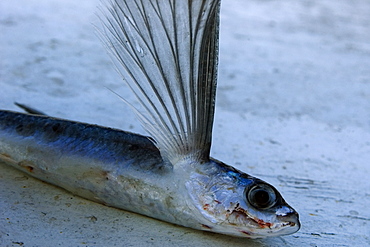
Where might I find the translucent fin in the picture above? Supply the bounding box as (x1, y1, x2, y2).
(99, 0, 221, 165)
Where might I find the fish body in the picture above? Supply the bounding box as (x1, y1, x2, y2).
(0, 0, 300, 238)
(0, 110, 299, 237)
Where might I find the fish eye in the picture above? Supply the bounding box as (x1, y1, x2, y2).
(246, 184, 277, 210)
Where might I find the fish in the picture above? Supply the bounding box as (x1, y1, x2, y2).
(0, 0, 300, 238)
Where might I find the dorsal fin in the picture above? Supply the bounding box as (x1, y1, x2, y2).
(99, 0, 221, 165)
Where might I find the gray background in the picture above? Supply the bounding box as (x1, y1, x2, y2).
(1, 0, 369, 246)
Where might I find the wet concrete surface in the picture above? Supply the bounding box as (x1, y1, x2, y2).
(1, 0, 369, 246)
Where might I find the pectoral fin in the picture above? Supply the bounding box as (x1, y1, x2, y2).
(99, 0, 221, 165)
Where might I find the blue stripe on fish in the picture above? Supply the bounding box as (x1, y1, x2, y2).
(0, 110, 168, 173)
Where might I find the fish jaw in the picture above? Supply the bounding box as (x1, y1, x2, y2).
(184, 159, 300, 238)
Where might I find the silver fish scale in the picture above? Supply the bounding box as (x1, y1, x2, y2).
(0, 110, 191, 227)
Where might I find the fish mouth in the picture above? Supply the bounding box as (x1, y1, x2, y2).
(228, 206, 300, 237)
(250, 211, 300, 237)
(237, 216, 300, 238)
(276, 211, 301, 234)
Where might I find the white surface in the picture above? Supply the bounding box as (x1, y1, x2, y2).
(1, 0, 370, 246)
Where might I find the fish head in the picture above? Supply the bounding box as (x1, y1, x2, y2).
(186, 160, 300, 238)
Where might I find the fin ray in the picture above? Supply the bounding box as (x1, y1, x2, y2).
(99, 0, 221, 164)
